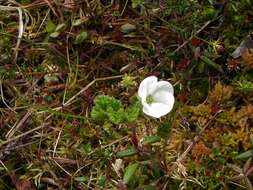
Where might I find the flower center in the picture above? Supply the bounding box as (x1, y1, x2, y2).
(146, 95, 154, 105)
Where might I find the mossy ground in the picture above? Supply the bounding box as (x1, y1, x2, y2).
(0, 0, 253, 189)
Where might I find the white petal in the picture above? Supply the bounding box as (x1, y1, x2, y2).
(138, 76, 157, 99)
(142, 102, 174, 118)
(153, 91, 174, 106)
(149, 81, 174, 95)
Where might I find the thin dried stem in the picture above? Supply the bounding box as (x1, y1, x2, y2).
(53, 75, 123, 110)
(0, 124, 46, 148)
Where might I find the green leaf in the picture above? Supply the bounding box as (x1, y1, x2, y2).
(107, 107, 125, 124)
(74, 176, 88, 182)
(123, 163, 139, 184)
(97, 175, 106, 186)
(116, 147, 138, 158)
(44, 95, 53, 102)
(91, 95, 125, 124)
(235, 149, 253, 160)
(46, 20, 56, 33)
(49, 31, 60, 38)
(44, 74, 59, 84)
(132, 0, 144, 8)
(74, 31, 88, 44)
(80, 143, 92, 154)
(200, 55, 224, 73)
(55, 23, 66, 32)
(125, 101, 141, 122)
(157, 121, 171, 139)
(72, 19, 83, 26)
(143, 135, 161, 144)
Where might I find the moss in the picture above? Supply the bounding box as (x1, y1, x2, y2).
(208, 82, 233, 105)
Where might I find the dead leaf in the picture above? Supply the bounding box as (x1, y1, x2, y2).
(231, 35, 253, 58)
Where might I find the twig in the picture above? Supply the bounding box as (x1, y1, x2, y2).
(59, 75, 123, 108)
(120, 0, 128, 16)
(0, 124, 46, 148)
(88, 136, 129, 156)
(13, 7, 24, 64)
(52, 123, 64, 157)
(6, 109, 33, 139)
(0, 5, 25, 69)
(43, 0, 59, 18)
(155, 17, 220, 69)
(34, 9, 50, 38)
(173, 20, 211, 53)
(0, 79, 16, 113)
(53, 160, 72, 177)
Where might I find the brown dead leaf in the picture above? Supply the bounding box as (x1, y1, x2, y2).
(232, 35, 253, 58)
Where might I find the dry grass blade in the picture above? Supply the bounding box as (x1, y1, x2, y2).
(0, 5, 24, 65)
(6, 109, 33, 139)
(0, 79, 16, 113)
(0, 124, 46, 148)
(60, 75, 123, 108)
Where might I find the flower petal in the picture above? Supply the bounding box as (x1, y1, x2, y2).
(149, 81, 174, 95)
(138, 76, 157, 99)
(142, 101, 174, 118)
(153, 91, 174, 105)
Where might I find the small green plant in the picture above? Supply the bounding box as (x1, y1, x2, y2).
(74, 31, 88, 44)
(131, 0, 144, 9)
(120, 74, 137, 88)
(91, 95, 141, 124)
(45, 20, 66, 38)
(236, 80, 253, 93)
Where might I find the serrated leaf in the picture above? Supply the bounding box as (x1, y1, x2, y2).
(125, 101, 141, 122)
(123, 163, 139, 184)
(235, 149, 253, 160)
(91, 95, 125, 124)
(91, 106, 107, 122)
(74, 31, 88, 44)
(143, 135, 161, 144)
(107, 107, 125, 124)
(116, 147, 137, 158)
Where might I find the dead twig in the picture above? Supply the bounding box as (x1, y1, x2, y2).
(54, 75, 123, 109)
(0, 79, 16, 113)
(0, 124, 46, 148)
(0, 5, 24, 65)
(6, 109, 33, 139)
(155, 15, 224, 69)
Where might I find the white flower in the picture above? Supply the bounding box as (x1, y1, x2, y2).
(138, 76, 174, 118)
